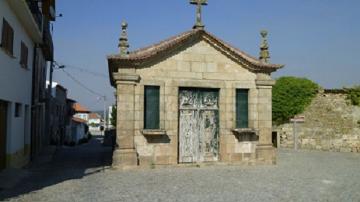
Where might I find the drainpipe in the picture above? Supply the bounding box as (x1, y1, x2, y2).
(30, 44, 38, 160)
(46, 60, 54, 145)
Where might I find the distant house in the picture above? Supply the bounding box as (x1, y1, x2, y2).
(73, 103, 90, 121)
(64, 99, 75, 144)
(62, 100, 89, 145)
(88, 113, 102, 132)
(62, 103, 90, 144)
(69, 117, 88, 145)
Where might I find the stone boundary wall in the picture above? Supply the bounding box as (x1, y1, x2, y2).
(275, 91, 360, 152)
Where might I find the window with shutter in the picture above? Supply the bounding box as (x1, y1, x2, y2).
(236, 89, 249, 128)
(1, 19, 6, 50)
(1, 18, 14, 56)
(144, 86, 160, 129)
(20, 41, 28, 68)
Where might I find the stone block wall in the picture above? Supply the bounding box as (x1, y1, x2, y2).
(118, 41, 275, 166)
(132, 41, 259, 166)
(276, 92, 360, 152)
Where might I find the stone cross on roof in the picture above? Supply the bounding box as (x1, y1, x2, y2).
(190, 0, 208, 29)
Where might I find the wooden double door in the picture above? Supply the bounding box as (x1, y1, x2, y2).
(179, 88, 219, 163)
(0, 100, 7, 170)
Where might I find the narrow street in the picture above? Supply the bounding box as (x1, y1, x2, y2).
(0, 136, 112, 201)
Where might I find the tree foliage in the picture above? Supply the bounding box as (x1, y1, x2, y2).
(110, 105, 117, 127)
(345, 86, 360, 106)
(272, 77, 319, 125)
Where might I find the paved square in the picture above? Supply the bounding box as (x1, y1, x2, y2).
(1, 139, 360, 202)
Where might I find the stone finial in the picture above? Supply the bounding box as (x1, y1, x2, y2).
(119, 21, 129, 56)
(190, 0, 208, 29)
(259, 30, 270, 63)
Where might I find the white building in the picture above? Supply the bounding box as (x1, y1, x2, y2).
(0, 0, 44, 169)
(88, 113, 102, 132)
(73, 103, 90, 121)
(68, 117, 88, 145)
(107, 105, 115, 129)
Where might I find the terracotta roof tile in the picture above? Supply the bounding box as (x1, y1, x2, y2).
(73, 103, 90, 113)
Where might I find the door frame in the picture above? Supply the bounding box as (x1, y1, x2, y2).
(177, 87, 220, 164)
(0, 100, 8, 170)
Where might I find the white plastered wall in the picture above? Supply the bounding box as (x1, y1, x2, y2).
(0, 1, 34, 159)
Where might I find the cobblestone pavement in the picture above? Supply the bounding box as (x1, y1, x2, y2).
(1, 139, 360, 202)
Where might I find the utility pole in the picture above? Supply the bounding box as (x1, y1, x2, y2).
(46, 61, 54, 145)
(103, 95, 107, 135)
(46, 62, 65, 145)
(97, 95, 107, 135)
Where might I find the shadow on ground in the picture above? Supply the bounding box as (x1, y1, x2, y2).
(0, 135, 113, 201)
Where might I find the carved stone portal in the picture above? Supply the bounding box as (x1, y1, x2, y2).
(179, 88, 219, 163)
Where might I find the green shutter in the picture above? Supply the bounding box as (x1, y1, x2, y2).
(144, 86, 160, 129)
(236, 89, 249, 128)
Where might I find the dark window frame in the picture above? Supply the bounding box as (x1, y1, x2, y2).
(15, 103, 22, 118)
(20, 41, 28, 68)
(236, 89, 249, 128)
(1, 18, 14, 56)
(144, 86, 160, 130)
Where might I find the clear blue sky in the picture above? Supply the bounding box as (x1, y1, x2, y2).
(52, 0, 360, 111)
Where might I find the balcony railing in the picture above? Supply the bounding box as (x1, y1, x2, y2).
(26, 0, 43, 32)
(42, 19, 54, 61)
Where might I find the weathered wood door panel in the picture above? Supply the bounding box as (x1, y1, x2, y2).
(179, 89, 219, 163)
(199, 110, 219, 162)
(179, 109, 199, 163)
(0, 101, 7, 170)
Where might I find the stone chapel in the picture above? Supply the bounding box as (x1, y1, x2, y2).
(107, 1, 284, 169)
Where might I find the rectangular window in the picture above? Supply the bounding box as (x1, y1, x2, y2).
(20, 41, 28, 68)
(236, 89, 249, 128)
(144, 86, 160, 129)
(1, 18, 14, 55)
(15, 103, 22, 118)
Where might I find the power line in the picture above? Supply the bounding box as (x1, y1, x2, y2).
(57, 62, 108, 78)
(67, 65, 108, 78)
(61, 69, 104, 97)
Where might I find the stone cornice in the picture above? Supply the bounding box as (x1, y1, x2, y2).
(255, 79, 275, 87)
(113, 73, 140, 84)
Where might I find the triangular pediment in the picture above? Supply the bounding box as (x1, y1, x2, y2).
(108, 29, 283, 85)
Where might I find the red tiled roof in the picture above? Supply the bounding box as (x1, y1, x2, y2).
(108, 29, 284, 86)
(73, 103, 90, 113)
(72, 117, 87, 123)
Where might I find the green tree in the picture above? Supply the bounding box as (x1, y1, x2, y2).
(110, 105, 117, 127)
(272, 77, 319, 125)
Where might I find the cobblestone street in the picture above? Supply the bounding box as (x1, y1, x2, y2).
(1, 137, 360, 202)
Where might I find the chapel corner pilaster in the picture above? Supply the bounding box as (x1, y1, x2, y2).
(255, 73, 275, 147)
(112, 71, 141, 168)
